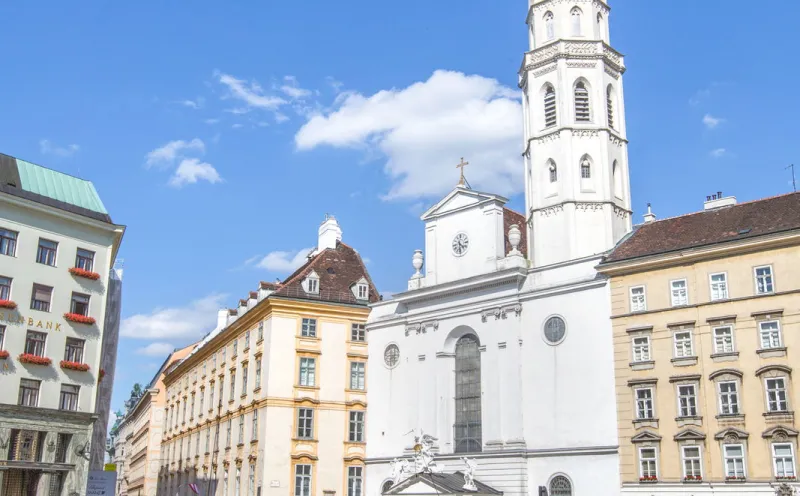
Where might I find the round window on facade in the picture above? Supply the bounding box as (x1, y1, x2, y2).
(543, 316, 567, 345)
(384, 344, 400, 368)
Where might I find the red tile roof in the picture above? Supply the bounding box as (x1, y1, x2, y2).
(604, 192, 800, 263)
(503, 208, 528, 258)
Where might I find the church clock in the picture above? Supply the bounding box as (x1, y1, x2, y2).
(451, 233, 469, 256)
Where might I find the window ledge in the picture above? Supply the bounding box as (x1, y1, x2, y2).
(675, 416, 703, 427)
(345, 440, 366, 446)
(715, 413, 745, 423)
(630, 360, 655, 371)
(724, 477, 747, 483)
(711, 351, 739, 363)
(240, 394, 247, 399)
(250, 439, 258, 445)
(671, 356, 698, 367)
(228, 399, 235, 404)
(243, 347, 250, 353)
(237, 443, 244, 448)
(632, 419, 659, 429)
(345, 388, 367, 394)
(296, 385, 320, 391)
(757, 347, 787, 358)
(764, 411, 794, 423)
(292, 438, 318, 443)
(253, 387, 261, 394)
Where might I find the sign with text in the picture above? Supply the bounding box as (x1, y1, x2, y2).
(87, 471, 116, 496)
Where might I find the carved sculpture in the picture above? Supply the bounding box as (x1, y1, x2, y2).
(461, 457, 477, 491)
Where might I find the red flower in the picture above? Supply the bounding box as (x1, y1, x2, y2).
(0, 350, 9, 359)
(99, 369, 106, 383)
(64, 313, 96, 325)
(0, 299, 17, 309)
(60, 360, 90, 372)
(18, 353, 52, 366)
(69, 267, 101, 281)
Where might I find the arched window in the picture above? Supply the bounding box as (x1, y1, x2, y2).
(580, 157, 591, 179)
(548, 160, 558, 183)
(607, 85, 615, 129)
(550, 475, 573, 496)
(382, 481, 394, 494)
(454, 334, 482, 453)
(574, 81, 590, 122)
(570, 7, 582, 36)
(544, 11, 555, 40)
(544, 85, 557, 128)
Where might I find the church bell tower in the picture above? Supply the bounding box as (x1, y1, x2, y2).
(520, 0, 632, 267)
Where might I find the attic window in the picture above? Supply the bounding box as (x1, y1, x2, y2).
(357, 284, 368, 300)
(303, 271, 320, 295)
(327, 267, 335, 274)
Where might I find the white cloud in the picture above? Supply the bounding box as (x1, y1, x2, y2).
(169, 158, 222, 187)
(215, 71, 286, 110)
(121, 294, 227, 340)
(135, 342, 175, 357)
(145, 139, 221, 187)
(710, 148, 727, 158)
(232, 123, 244, 129)
(280, 75, 312, 100)
(252, 248, 314, 272)
(204, 118, 220, 125)
(145, 139, 205, 168)
(326, 76, 344, 93)
(295, 70, 522, 200)
(40, 139, 79, 157)
(703, 114, 724, 129)
(274, 113, 290, 123)
(177, 97, 205, 109)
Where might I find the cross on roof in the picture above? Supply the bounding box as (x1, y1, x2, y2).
(456, 158, 469, 186)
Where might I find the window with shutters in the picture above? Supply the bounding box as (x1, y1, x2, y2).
(574, 82, 590, 122)
(454, 334, 482, 453)
(606, 85, 615, 128)
(543, 85, 557, 128)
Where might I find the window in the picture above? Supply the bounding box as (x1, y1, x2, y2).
(759, 321, 782, 349)
(36, 239, 58, 266)
(632, 337, 650, 362)
(674, 331, 694, 358)
(544, 11, 554, 40)
(755, 266, 774, 294)
(580, 158, 591, 178)
(252, 409, 258, 440)
(0, 228, 17, 256)
(549, 476, 571, 496)
(75, 249, 94, 271)
(258, 321, 264, 341)
(238, 414, 245, 444)
(299, 358, 316, 387)
(235, 468, 241, 496)
(574, 82, 590, 122)
(64, 338, 85, 363)
(682, 446, 702, 479)
(301, 318, 317, 338)
(199, 390, 204, 414)
(18, 379, 40, 407)
(0, 276, 10, 300)
(357, 284, 368, 300)
(224, 471, 229, 496)
(719, 382, 740, 415)
(606, 86, 615, 129)
(245, 330, 250, 349)
(773, 443, 796, 478)
(544, 86, 557, 128)
(31, 284, 53, 312)
(255, 358, 262, 389)
(55, 433, 71, 464)
(205, 427, 210, 452)
(25, 330, 46, 356)
(351, 323, 366, 342)
(241, 362, 249, 395)
(347, 466, 363, 496)
(639, 448, 658, 479)
(230, 371, 236, 400)
(233, 339, 238, 357)
(350, 362, 365, 390)
(570, 7, 582, 36)
(671, 279, 688, 306)
(723, 444, 746, 478)
(209, 383, 215, 408)
(190, 395, 195, 419)
(294, 464, 312, 496)
(214, 423, 220, 450)
(454, 334, 482, 453)
(0, 325, 5, 350)
(70, 293, 90, 316)
(635, 388, 654, 419)
(678, 385, 698, 417)
(297, 408, 314, 439)
(766, 378, 788, 412)
(629, 286, 646, 312)
(713, 326, 734, 354)
(249, 462, 256, 496)
(349, 411, 365, 442)
(384, 344, 400, 368)
(307, 278, 319, 294)
(222, 347, 226, 363)
(710, 273, 729, 301)
(226, 419, 232, 447)
(548, 160, 558, 183)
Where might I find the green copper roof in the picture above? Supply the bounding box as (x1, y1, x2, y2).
(15, 158, 108, 214)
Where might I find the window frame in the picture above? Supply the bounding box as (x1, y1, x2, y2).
(36, 238, 58, 266)
(681, 445, 703, 479)
(59, 384, 80, 411)
(709, 272, 729, 301)
(759, 320, 783, 349)
(573, 81, 591, 123)
(722, 444, 746, 478)
(30, 284, 53, 312)
(543, 86, 557, 128)
(356, 284, 368, 300)
(18, 378, 40, 407)
(297, 408, 314, 439)
(634, 387, 654, 420)
(70, 292, 90, 316)
(64, 337, 85, 363)
(638, 446, 658, 479)
(294, 464, 312, 496)
(299, 357, 316, 387)
(0, 275, 11, 301)
(0, 228, 18, 257)
(765, 377, 789, 413)
(772, 442, 796, 478)
(677, 384, 698, 418)
(631, 336, 651, 363)
(255, 357, 262, 389)
(673, 330, 694, 358)
(301, 318, 317, 338)
(349, 362, 366, 391)
(754, 265, 775, 295)
(670, 279, 689, 306)
(348, 411, 365, 442)
(347, 466, 363, 496)
(351, 323, 366, 342)
(712, 325, 735, 354)
(718, 381, 740, 416)
(75, 248, 95, 272)
(629, 286, 646, 313)
(25, 330, 47, 357)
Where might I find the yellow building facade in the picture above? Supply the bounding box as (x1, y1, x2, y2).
(598, 193, 800, 494)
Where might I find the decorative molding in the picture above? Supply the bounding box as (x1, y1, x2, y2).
(763, 426, 799, 441)
(572, 129, 599, 138)
(522, 40, 624, 74)
(674, 428, 706, 441)
(501, 304, 522, 319)
(709, 368, 744, 381)
(534, 130, 561, 144)
(613, 205, 629, 219)
(576, 202, 604, 212)
(404, 324, 420, 337)
(608, 134, 624, 147)
(481, 308, 501, 322)
(604, 64, 620, 80)
(538, 205, 565, 217)
(533, 64, 557, 78)
(566, 61, 596, 69)
(756, 364, 792, 377)
(714, 427, 749, 441)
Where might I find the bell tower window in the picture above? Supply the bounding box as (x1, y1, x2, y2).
(580, 158, 591, 179)
(548, 161, 558, 183)
(571, 7, 582, 36)
(574, 82, 590, 122)
(454, 334, 482, 453)
(544, 12, 555, 41)
(544, 85, 557, 128)
(607, 86, 615, 129)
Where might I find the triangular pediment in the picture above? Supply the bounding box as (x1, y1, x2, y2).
(763, 426, 799, 439)
(421, 187, 508, 221)
(630, 430, 662, 443)
(714, 427, 750, 441)
(386, 472, 502, 496)
(674, 428, 706, 441)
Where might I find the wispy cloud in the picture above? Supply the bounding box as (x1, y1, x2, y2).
(280, 75, 312, 100)
(121, 294, 227, 340)
(145, 139, 205, 168)
(144, 138, 221, 187)
(169, 158, 222, 187)
(40, 139, 79, 157)
(176, 97, 205, 110)
(204, 118, 220, 125)
(135, 342, 175, 357)
(213, 71, 322, 125)
(325, 76, 344, 93)
(703, 114, 724, 129)
(710, 148, 727, 158)
(241, 248, 314, 273)
(215, 71, 286, 110)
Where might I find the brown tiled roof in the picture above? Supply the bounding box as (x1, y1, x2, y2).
(249, 291, 258, 299)
(503, 207, 528, 258)
(259, 281, 281, 291)
(604, 192, 800, 263)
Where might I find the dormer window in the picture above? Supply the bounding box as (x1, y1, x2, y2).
(303, 271, 320, 295)
(357, 284, 368, 300)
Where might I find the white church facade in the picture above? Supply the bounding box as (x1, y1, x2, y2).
(365, 1, 630, 495)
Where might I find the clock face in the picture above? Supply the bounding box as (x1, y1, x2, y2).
(452, 233, 469, 256)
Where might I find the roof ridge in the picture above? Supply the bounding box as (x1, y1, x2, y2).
(2, 152, 93, 183)
(641, 191, 800, 226)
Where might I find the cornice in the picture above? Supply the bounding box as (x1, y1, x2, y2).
(519, 40, 624, 75)
(389, 267, 527, 306)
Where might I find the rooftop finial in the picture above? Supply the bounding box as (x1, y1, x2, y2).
(456, 157, 469, 187)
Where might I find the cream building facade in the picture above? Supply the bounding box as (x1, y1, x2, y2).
(598, 192, 800, 495)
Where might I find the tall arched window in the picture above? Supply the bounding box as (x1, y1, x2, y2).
(570, 7, 582, 36)
(544, 11, 555, 40)
(548, 160, 558, 183)
(574, 81, 590, 122)
(607, 85, 615, 129)
(544, 85, 557, 128)
(580, 157, 591, 179)
(550, 475, 573, 496)
(454, 334, 482, 453)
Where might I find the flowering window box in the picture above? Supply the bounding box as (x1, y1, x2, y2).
(683, 476, 703, 483)
(725, 476, 746, 482)
(69, 267, 101, 281)
(18, 353, 52, 366)
(0, 299, 17, 310)
(0, 350, 9, 359)
(64, 313, 96, 325)
(60, 360, 90, 372)
(639, 476, 658, 483)
(777, 476, 797, 481)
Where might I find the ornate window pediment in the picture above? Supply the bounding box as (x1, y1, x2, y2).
(674, 428, 706, 441)
(714, 427, 749, 442)
(762, 426, 799, 441)
(756, 364, 792, 377)
(631, 430, 662, 444)
(709, 368, 744, 381)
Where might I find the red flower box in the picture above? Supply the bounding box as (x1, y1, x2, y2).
(683, 475, 702, 482)
(777, 476, 797, 481)
(0, 350, 9, 359)
(69, 267, 101, 281)
(60, 360, 90, 372)
(0, 299, 17, 310)
(639, 476, 658, 483)
(725, 476, 746, 481)
(18, 353, 52, 366)
(64, 313, 96, 325)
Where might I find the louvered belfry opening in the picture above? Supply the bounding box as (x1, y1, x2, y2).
(544, 86, 557, 128)
(454, 334, 482, 453)
(575, 82, 590, 122)
(607, 86, 614, 128)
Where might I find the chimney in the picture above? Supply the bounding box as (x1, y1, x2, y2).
(318, 214, 343, 251)
(216, 309, 228, 330)
(643, 203, 656, 223)
(704, 191, 737, 210)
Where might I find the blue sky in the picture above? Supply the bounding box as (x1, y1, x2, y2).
(1, 0, 798, 413)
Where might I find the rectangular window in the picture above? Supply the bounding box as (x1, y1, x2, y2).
(348, 411, 365, 442)
(252, 409, 258, 440)
(214, 423, 220, 451)
(249, 462, 256, 496)
(755, 265, 774, 294)
(635, 388, 654, 420)
(199, 388, 204, 412)
(629, 286, 646, 312)
(709, 273, 729, 301)
(0, 276, 10, 300)
(212, 353, 217, 370)
(238, 414, 244, 444)
(64, 338, 85, 363)
(299, 358, 316, 387)
(205, 427, 210, 453)
(766, 378, 788, 412)
(301, 318, 317, 338)
(773, 443, 796, 478)
(75, 249, 95, 271)
(255, 358, 262, 389)
(25, 330, 46, 356)
(632, 336, 650, 362)
(233, 339, 238, 357)
(307, 278, 318, 294)
(222, 348, 226, 363)
(682, 446, 702, 479)
(674, 331, 694, 358)
(55, 433, 71, 464)
(0, 325, 5, 350)
(297, 408, 314, 439)
(713, 326, 734, 354)
(719, 382, 740, 415)
(226, 419, 232, 447)
(31, 284, 53, 312)
(258, 321, 264, 342)
(245, 330, 251, 349)
(678, 384, 698, 417)
(351, 323, 366, 342)
(639, 447, 658, 479)
(18, 379, 40, 407)
(723, 444, 746, 478)
(294, 464, 312, 496)
(357, 284, 368, 300)
(0, 228, 17, 256)
(670, 279, 688, 306)
(36, 239, 58, 266)
(350, 362, 365, 390)
(241, 362, 249, 395)
(70, 292, 90, 316)
(209, 383, 215, 408)
(230, 371, 236, 401)
(759, 321, 782, 349)
(347, 466, 363, 496)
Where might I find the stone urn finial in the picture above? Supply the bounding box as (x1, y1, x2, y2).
(411, 250, 424, 278)
(508, 224, 522, 256)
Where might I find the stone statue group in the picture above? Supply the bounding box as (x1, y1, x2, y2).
(389, 430, 477, 492)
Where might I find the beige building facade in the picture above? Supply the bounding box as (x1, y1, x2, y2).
(598, 192, 800, 495)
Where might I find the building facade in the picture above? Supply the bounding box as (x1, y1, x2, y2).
(0, 153, 125, 495)
(157, 216, 378, 496)
(598, 193, 800, 495)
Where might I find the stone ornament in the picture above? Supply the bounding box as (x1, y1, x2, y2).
(411, 250, 423, 278)
(507, 224, 522, 256)
(461, 457, 478, 491)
